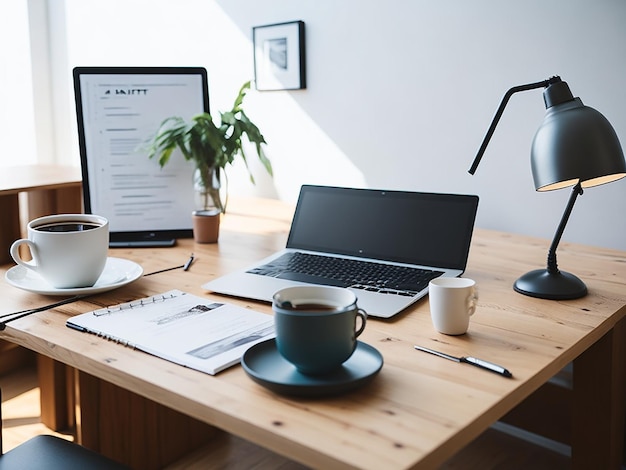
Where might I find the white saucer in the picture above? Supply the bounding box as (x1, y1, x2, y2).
(5, 257, 143, 296)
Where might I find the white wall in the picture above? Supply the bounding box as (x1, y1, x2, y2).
(49, 0, 626, 250)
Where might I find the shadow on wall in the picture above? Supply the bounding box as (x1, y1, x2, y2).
(214, 1, 626, 251)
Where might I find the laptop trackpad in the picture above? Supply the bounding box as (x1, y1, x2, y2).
(276, 271, 346, 287)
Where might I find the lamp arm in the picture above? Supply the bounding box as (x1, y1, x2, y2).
(546, 182, 583, 274)
(468, 78, 558, 175)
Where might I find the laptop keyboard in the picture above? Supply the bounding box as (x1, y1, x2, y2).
(247, 252, 444, 297)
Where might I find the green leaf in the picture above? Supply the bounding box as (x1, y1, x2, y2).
(142, 80, 271, 184)
(232, 81, 251, 111)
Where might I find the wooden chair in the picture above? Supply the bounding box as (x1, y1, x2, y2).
(0, 389, 128, 470)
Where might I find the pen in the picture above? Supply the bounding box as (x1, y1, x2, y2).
(414, 345, 513, 378)
(183, 253, 195, 271)
(144, 253, 196, 276)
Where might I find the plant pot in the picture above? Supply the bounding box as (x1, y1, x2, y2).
(192, 209, 221, 243)
(192, 166, 226, 243)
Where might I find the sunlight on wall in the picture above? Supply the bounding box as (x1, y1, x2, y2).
(229, 89, 367, 204)
(0, 2, 37, 168)
(59, 0, 365, 203)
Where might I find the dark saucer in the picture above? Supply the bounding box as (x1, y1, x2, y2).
(241, 339, 383, 397)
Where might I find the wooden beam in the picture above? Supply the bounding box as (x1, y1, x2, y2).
(572, 315, 626, 469)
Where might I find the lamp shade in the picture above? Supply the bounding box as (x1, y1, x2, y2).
(531, 90, 626, 192)
(470, 76, 626, 300)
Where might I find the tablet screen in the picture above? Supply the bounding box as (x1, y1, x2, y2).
(73, 66, 209, 247)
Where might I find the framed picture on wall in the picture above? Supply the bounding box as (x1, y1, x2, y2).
(253, 20, 306, 91)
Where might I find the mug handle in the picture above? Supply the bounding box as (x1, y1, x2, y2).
(10, 239, 40, 273)
(355, 308, 367, 338)
(467, 287, 478, 316)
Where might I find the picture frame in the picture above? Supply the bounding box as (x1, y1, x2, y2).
(253, 21, 306, 91)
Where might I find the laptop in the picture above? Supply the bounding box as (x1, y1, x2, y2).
(73, 66, 210, 247)
(203, 185, 479, 318)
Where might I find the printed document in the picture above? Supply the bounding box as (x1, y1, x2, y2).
(78, 73, 204, 232)
(66, 290, 275, 375)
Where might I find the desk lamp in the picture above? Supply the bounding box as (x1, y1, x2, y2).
(469, 76, 626, 300)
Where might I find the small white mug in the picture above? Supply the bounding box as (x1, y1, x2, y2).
(10, 214, 109, 289)
(428, 277, 478, 335)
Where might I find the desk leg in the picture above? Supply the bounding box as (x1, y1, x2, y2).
(0, 193, 20, 265)
(75, 370, 217, 470)
(37, 356, 73, 431)
(572, 315, 626, 469)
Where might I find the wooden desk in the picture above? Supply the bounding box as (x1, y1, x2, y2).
(0, 197, 624, 469)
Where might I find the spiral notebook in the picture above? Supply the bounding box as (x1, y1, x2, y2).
(66, 290, 275, 375)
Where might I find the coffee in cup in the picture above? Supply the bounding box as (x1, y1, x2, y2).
(10, 214, 109, 289)
(34, 222, 101, 233)
(428, 277, 478, 335)
(273, 285, 367, 375)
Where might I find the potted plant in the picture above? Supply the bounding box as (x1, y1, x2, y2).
(145, 80, 272, 216)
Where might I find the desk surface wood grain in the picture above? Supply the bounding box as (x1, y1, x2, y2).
(1, 197, 624, 469)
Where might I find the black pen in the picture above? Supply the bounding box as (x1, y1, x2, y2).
(183, 253, 195, 271)
(414, 345, 513, 378)
(144, 253, 196, 277)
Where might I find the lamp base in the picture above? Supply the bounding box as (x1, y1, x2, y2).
(513, 269, 588, 300)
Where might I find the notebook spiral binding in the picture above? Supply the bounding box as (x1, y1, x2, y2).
(96, 331, 134, 348)
(92, 292, 180, 317)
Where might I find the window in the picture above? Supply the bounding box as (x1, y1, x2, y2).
(0, 2, 37, 168)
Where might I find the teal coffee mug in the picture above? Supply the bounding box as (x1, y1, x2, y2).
(273, 286, 367, 376)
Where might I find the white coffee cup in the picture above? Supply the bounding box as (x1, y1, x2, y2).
(428, 277, 478, 335)
(10, 214, 109, 289)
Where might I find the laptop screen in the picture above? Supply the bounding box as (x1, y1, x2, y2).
(286, 186, 479, 270)
(73, 66, 209, 246)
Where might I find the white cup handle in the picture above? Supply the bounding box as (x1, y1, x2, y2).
(467, 287, 478, 316)
(355, 308, 367, 338)
(10, 239, 40, 273)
